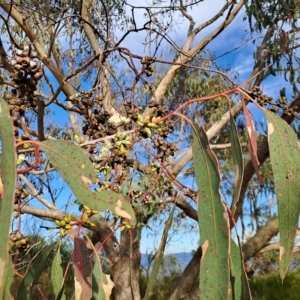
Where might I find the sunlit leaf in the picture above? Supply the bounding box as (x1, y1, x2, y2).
(40, 140, 97, 184)
(192, 123, 230, 299)
(2, 258, 14, 300)
(229, 240, 251, 300)
(144, 206, 175, 300)
(0, 97, 16, 297)
(40, 140, 136, 225)
(92, 253, 113, 299)
(51, 242, 65, 300)
(265, 110, 300, 280)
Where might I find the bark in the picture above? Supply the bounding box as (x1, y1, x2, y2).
(81, 0, 101, 54)
(242, 217, 279, 261)
(260, 243, 300, 254)
(182, 287, 200, 300)
(87, 221, 142, 300)
(169, 246, 202, 300)
(0, 38, 14, 72)
(110, 228, 141, 300)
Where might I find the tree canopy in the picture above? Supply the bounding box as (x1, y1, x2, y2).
(1, 0, 300, 299)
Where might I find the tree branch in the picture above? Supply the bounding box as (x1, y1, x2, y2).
(169, 246, 202, 300)
(18, 174, 56, 210)
(194, 0, 233, 34)
(179, 0, 195, 34)
(172, 101, 243, 176)
(143, 0, 243, 117)
(259, 243, 300, 254)
(211, 142, 247, 149)
(81, 0, 101, 54)
(15, 203, 119, 263)
(0, 1, 81, 134)
(242, 217, 279, 261)
(164, 196, 198, 221)
(36, 98, 45, 141)
(0, 38, 14, 72)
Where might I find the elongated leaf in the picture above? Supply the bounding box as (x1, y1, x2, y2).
(242, 101, 263, 183)
(229, 114, 244, 215)
(192, 123, 230, 299)
(0, 97, 16, 296)
(229, 241, 242, 300)
(40, 140, 136, 225)
(41, 140, 97, 183)
(92, 253, 113, 300)
(265, 111, 300, 280)
(229, 241, 251, 300)
(51, 242, 65, 300)
(18, 242, 58, 299)
(2, 258, 14, 300)
(144, 206, 175, 300)
(73, 237, 93, 300)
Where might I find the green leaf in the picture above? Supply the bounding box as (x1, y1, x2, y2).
(120, 183, 129, 197)
(18, 242, 58, 299)
(73, 237, 93, 300)
(2, 258, 14, 300)
(265, 111, 300, 280)
(192, 123, 230, 300)
(0, 97, 16, 296)
(40, 140, 136, 225)
(144, 206, 175, 300)
(229, 241, 242, 300)
(269, 66, 277, 77)
(51, 242, 65, 300)
(229, 241, 251, 300)
(41, 140, 97, 184)
(92, 253, 113, 299)
(229, 114, 244, 216)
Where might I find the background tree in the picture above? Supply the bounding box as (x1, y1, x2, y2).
(1, 0, 300, 299)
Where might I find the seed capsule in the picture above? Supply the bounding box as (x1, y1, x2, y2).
(60, 220, 66, 227)
(15, 233, 22, 240)
(19, 238, 27, 245)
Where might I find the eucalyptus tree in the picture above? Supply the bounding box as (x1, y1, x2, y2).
(1, 1, 300, 299)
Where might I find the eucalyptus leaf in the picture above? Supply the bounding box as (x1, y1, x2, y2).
(192, 123, 230, 299)
(265, 111, 300, 280)
(0, 97, 16, 297)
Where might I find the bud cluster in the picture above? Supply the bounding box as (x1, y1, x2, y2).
(251, 86, 298, 116)
(9, 231, 30, 252)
